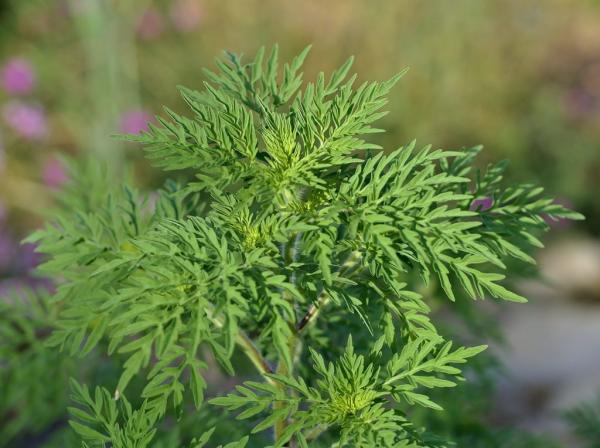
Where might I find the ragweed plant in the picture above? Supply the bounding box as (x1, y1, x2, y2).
(24, 46, 582, 447)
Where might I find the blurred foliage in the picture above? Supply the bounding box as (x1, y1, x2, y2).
(0, 290, 73, 444)
(564, 394, 600, 448)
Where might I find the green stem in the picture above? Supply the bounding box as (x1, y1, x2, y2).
(209, 312, 275, 385)
(273, 354, 291, 442)
(273, 229, 305, 444)
(235, 331, 276, 384)
(297, 251, 362, 332)
(304, 424, 328, 443)
(274, 250, 362, 444)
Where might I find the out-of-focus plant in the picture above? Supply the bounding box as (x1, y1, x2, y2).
(564, 394, 600, 448)
(0, 290, 73, 443)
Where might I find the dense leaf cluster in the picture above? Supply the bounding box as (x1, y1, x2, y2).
(13, 46, 582, 447)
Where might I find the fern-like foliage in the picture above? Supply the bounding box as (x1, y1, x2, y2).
(564, 395, 600, 448)
(211, 336, 484, 447)
(0, 289, 73, 444)
(23, 45, 582, 447)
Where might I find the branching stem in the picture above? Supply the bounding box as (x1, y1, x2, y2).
(274, 250, 362, 444)
(297, 250, 362, 332)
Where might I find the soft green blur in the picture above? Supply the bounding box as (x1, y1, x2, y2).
(1, 0, 599, 232)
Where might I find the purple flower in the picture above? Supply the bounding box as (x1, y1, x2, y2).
(136, 7, 166, 41)
(119, 109, 153, 134)
(2, 101, 48, 141)
(42, 156, 69, 189)
(170, 0, 203, 32)
(1, 58, 36, 95)
(470, 196, 494, 211)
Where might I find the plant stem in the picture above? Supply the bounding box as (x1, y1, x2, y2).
(273, 351, 291, 442)
(273, 230, 305, 444)
(304, 425, 328, 443)
(297, 250, 362, 332)
(209, 312, 276, 385)
(235, 331, 276, 384)
(274, 251, 362, 444)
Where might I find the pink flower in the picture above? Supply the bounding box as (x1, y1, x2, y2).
(2, 101, 48, 141)
(119, 109, 153, 134)
(136, 7, 166, 41)
(1, 58, 36, 95)
(42, 156, 69, 189)
(170, 0, 203, 32)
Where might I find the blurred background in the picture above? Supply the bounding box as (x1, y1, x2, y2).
(0, 0, 599, 446)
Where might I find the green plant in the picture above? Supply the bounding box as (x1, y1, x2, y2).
(25, 46, 582, 447)
(564, 394, 600, 448)
(0, 290, 73, 443)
